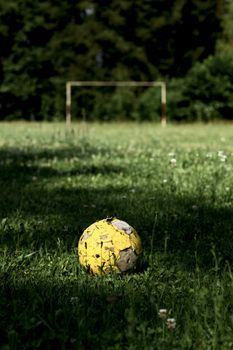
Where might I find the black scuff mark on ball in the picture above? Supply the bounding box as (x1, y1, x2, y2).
(106, 217, 114, 223)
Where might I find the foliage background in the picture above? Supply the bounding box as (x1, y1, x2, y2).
(0, 0, 232, 121)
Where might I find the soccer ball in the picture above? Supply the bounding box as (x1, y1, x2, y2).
(78, 218, 142, 275)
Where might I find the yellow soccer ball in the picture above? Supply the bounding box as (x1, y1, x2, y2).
(78, 218, 142, 275)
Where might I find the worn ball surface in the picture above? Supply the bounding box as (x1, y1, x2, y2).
(78, 218, 142, 274)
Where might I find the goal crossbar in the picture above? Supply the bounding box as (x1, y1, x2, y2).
(66, 81, 167, 126)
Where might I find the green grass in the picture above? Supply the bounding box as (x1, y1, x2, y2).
(1, 122, 233, 349)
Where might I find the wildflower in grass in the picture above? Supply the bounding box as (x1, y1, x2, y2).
(163, 179, 168, 183)
(217, 150, 227, 162)
(158, 309, 167, 319)
(166, 318, 176, 330)
(220, 155, 227, 162)
(206, 152, 213, 158)
(226, 187, 230, 192)
(170, 158, 176, 166)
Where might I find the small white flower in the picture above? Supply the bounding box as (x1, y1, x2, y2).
(170, 158, 177, 166)
(85, 6, 95, 16)
(218, 150, 224, 156)
(163, 179, 168, 183)
(206, 153, 212, 158)
(220, 155, 227, 162)
(226, 187, 230, 192)
(158, 309, 167, 319)
(166, 318, 176, 330)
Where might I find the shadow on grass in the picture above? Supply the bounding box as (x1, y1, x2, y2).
(1, 145, 233, 349)
(0, 145, 233, 267)
(0, 272, 165, 350)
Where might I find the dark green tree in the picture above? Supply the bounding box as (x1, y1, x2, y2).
(0, 0, 72, 119)
(0, 0, 224, 120)
(217, 0, 233, 50)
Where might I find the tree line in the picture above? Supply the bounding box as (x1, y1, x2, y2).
(0, 0, 232, 121)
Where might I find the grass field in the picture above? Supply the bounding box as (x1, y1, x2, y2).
(1, 122, 233, 349)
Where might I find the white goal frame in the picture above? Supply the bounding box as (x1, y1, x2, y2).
(66, 81, 167, 126)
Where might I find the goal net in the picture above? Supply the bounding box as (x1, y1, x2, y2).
(65, 81, 167, 126)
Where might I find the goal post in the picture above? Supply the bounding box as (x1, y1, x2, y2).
(66, 81, 167, 126)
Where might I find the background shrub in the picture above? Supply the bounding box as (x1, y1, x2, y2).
(167, 50, 233, 122)
(134, 87, 161, 122)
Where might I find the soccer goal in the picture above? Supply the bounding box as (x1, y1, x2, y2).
(65, 81, 167, 126)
